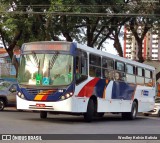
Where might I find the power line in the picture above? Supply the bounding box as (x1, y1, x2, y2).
(0, 11, 160, 17)
(14, 4, 160, 7)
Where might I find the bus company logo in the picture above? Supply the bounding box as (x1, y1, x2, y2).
(2, 135, 12, 140)
(141, 90, 149, 96)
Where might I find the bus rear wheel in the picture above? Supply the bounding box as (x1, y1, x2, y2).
(97, 113, 105, 118)
(40, 111, 47, 119)
(84, 99, 95, 122)
(158, 110, 160, 117)
(143, 113, 149, 116)
(122, 101, 138, 120)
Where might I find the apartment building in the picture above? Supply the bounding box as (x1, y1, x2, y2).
(123, 26, 160, 88)
(124, 26, 160, 61)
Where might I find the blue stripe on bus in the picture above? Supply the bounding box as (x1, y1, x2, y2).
(20, 83, 75, 101)
(111, 81, 136, 100)
(95, 79, 107, 98)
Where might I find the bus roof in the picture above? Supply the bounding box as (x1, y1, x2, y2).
(22, 41, 155, 71)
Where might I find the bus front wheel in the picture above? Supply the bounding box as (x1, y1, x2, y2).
(84, 99, 95, 122)
(40, 111, 47, 119)
(0, 99, 5, 111)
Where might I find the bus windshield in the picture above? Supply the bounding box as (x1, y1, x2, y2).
(18, 53, 73, 87)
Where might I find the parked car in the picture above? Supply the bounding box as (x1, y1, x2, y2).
(0, 81, 18, 111)
(143, 98, 160, 117)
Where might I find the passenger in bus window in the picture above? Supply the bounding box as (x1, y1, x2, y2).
(108, 71, 114, 80)
(115, 72, 120, 80)
(89, 67, 95, 77)
(103, 70, 109, 78)
(76, 66, 81, 80)
(95, 68, 101, 77)
(115, 72, 125, 81)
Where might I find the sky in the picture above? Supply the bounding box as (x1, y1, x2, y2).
(103, 37, 124, 56)
(103, 39, 118, 55)
(0, 41, 4, 48)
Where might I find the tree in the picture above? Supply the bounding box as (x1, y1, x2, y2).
(126, 0, 159, 63)
(129, 17, 152, 63)
(0, 0, 128, 58)
(0, 0, 159, 78)
(0, 0, 51, 77)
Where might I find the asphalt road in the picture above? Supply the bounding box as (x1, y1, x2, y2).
(0, 107, 160, 143)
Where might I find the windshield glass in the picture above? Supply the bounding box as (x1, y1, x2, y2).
(18, 53, 73, 86)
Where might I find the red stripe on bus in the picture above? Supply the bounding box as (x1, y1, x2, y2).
(78, 78, 100, 97)
(41, 95, 48, 101)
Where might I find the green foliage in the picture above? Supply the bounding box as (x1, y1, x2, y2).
(0, 0, 159, 52)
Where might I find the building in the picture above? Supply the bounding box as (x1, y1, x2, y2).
(123, 26, 160, 61)
(0, 45, 18, 80)
(123, 26, 160, 97)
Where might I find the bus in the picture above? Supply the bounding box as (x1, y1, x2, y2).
(16, 41, 156, 122)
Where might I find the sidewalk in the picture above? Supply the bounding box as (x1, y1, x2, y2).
(4, 107, 18, 111)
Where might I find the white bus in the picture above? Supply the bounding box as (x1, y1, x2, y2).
(16, 41, 156, 122)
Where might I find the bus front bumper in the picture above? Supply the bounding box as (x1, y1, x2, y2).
(16, 96, 88, 113)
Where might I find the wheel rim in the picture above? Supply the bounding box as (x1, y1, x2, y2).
(132, 104, 137, 118)
(0, 101, 4, 110)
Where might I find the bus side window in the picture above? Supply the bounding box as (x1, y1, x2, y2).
(145, 70, 153, 86)
(115, 61, 125, 81)
(136, 67, 144, 84)
(89, 54, 101, 78)
(126, 64, 136, 83)
(102, 57, 114, 80)
(76, 50, 88, 84)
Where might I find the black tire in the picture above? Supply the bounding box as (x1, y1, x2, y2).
(97, 113, 105, 118)
(157, 110, 160, 117)
(0, 99, 5, 111)
(40, 111, 47, 119)
(143, 113, 149, 116)
(121, 112, 128, 119)
(84, 99, 95, 122)
(122, 101, 138, 120)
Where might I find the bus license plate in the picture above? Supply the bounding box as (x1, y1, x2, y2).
(36, 103, 45, 108)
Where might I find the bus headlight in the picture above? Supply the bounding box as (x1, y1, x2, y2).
(17, 92, 25, 99)
(60, 92, 73, 100)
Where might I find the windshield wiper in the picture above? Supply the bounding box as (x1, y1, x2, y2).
(32, 52, 39, 68)
(49, 52, 59, 69)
